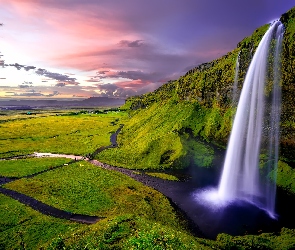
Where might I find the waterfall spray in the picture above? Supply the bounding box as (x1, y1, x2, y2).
(218, 21, 284, 218)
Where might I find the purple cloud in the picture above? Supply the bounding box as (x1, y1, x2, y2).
(118, 40, 144, 47)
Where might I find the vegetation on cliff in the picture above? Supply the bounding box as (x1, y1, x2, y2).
(99, 7, 295, 181)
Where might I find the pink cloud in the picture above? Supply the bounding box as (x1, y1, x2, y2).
(0, 0, 136, 66)
(115, 79, 151, 89)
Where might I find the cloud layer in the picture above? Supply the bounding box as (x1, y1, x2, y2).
(0, 0, 294, 98)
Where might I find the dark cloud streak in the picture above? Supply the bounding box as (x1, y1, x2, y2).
(35, 68, 78, 83)
(4, 63, 79, 85)
(118, 40, 144, 47)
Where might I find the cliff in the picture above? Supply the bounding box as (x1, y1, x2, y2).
(97, 7, 295, 176)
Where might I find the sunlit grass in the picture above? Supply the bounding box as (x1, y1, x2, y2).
(145, 172, 179, 181)
(2, 160, 207, 248)
(271, 160, 295, 194)
(97, 101, 216, 170)
(4, 161, 180, 221)
(0, 111, 127, 158)
(0, 157, 72, 177)
(0, 194, 84, 249)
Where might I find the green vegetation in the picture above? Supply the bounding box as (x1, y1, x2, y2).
(0, 193, 84, 249)
(98, 7, 295, 172)
(145, 172, 179, 181)
(2, 6, 295, 249)
(0, 157, 72, 177)
(272, 160, 295, 194)
(0, 111, 295, 249)
(279, 6, 295, 161)
(0, 109, 69, 122)
(98, 101, 217, 170)
(216, 228, 295, 250)
(0, 111, 127, 158)
(2, 161, 216, 249)
(4, 161, 181, 220)
(42, 214, 217, 250)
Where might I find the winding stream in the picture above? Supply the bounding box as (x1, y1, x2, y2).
(1, 125, 294, 238)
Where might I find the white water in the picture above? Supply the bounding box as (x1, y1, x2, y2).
(232, 51, 240, 107)
(217, 21, 284, 218)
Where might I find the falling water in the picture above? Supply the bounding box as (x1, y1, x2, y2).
(232, 51, 240, 107)
(218, 20, 284, 218)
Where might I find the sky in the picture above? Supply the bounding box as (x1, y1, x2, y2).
(0, 1, 294, 99)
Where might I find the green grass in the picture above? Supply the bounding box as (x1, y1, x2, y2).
(4, 161, 181, 221)
(0, 193, 84, 249)
(0, 157, 72, 177)
(2, 161, 217, 249)
(0, 182, 211, 249)
(2, 186, 294, 249)
(42, 214, 216, 250)
(145, 172, 179, 181)
(0, 111, 127, 158)
(97, 101, 218, 170)
(216, 228, 295, 250)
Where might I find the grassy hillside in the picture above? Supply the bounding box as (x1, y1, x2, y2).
(98, 7, 295, 178)
(0, 110, 295, 248)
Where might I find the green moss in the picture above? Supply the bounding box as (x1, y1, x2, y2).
(217, 227, 295, 250)
(183, 138, 214, 168)
(145, 172, 179, 181)
(272, 160, 295, 194)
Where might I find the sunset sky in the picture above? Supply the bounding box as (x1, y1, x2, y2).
(0, 1, 294, 99)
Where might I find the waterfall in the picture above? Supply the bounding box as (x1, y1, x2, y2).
(217, 20, 284, 218)
(232, 51, 240, 107)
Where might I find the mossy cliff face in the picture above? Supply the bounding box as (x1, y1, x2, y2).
(279, 7, 295, 161)
(111, 7, 295, 171)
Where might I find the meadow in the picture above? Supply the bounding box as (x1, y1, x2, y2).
(0, 157, 72, 177)
(0, 110, 127, 158)
(0, 110, 208, 249)
(1, 109, 295, 249)
(2, 159, 209, 249)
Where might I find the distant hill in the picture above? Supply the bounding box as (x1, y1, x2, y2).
(0, 97, 125, 110)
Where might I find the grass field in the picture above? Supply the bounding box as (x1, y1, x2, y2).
(0, 157, 72, 177)
(1, 160, 216, 249)
(4, 161, 181, 219)
(0, 193, 85, 249)
(1, 109, 295, 249)
(0, 110, 127, 158)
(0, 109, 114, 121)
